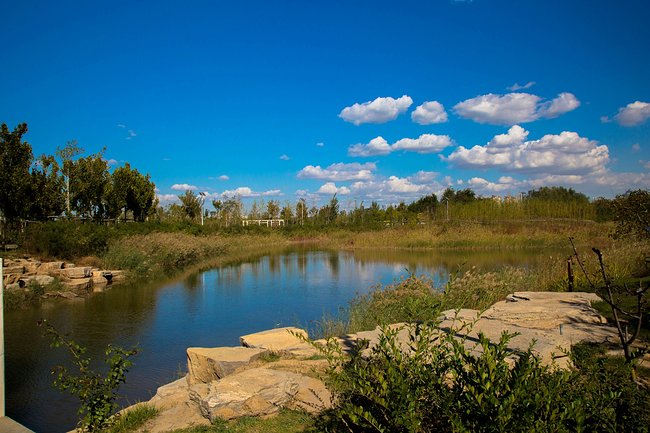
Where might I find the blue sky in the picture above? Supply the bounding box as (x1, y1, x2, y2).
(2, 0, 649, 210)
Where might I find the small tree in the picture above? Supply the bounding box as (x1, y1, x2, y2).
(39, 320, 137, 432)
(611, 189, 650, 240)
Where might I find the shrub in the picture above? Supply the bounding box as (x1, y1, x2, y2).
(312, 322, 650, 433)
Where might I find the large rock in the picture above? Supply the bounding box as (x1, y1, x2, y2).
(18, 275, 55, 288)
(186, 346, 268, 385)
(134, 376, 210, 433)
(189, 367, 331, 420)
(61, 267, 92, 279)
(240, 327, 309, 353)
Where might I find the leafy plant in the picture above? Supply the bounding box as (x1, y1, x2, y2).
(39, 320, 138, 432)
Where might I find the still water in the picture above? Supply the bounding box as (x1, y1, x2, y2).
(5, 246, 563, 432)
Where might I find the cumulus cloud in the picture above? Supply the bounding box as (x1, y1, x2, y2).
(316, 142, 325, 147)
(612, 101, 650, 126)
(348, 134, 453, 157)
(157, 194, 179, 204)
(347, 172, 445, 203)
(411, 101, 448, 124)
(219, 175, 229, 181)
(632, 143, 641, 152)
(446, 125, 609, 176)
(507, 81, 536, 91)
(317, 182, 351, 195)
(221, 187, 281, 198)
(171, 183, 198, 191)
(106, 158, 118, 166)
(297, 162, 376, 181)
(280, 154, 290, 160)
(454, 92, 580, 125)
(339, 95, 413, 125)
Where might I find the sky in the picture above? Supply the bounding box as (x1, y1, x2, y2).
(1, 0, 649, 211)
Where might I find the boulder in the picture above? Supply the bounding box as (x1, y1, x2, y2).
(186, 346, 268, 385)
(37, 261, 65, 273)
(18, 275, 55, 288)
(240, 327, 309, 353)
(62, 277, 92, 291)
(189, 367, 330, 420)
(61, 267, 92, 279)
(135, 376, 210, 433)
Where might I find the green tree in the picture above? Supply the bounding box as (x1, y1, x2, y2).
(525, 186, 589, 204)
(281, 202, 294, 223)
(108, 163, 157, 221)
(611, 189, 650, 240)
(70, 151, 110, 220)
(0, 123, 33, 225)
(266, 200, 280, 219)
(296, 198, 307, 225)
(29, 154, 65, 219)
(56, 140, 83, 217)
(178, 190, 202, 221)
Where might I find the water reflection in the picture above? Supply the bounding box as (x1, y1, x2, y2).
(5, 246, 566, 432)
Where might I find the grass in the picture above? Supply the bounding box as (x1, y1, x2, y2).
(167, 409, 314, 433)
(106, 404, 159, 433)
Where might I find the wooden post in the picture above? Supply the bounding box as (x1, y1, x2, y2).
(567, 256, 574, 292)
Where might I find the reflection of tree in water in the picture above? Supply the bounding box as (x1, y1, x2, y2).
(268, 254, 281, 275)
(183, 273, 200, 290)
(297, 253, 307, 276)
(327, 252, 340, 278)
(216, 265, 243, 287)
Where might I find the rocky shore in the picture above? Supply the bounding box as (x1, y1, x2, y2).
(124, 290, 625, 433)
(1, 257, 125, 299)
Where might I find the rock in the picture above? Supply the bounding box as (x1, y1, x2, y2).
(240, 327, 309, 353)
(61, 267, 92, 279)
(189, 367, 330, 420)
(186, 347, 268, 385)
(18, 275, 55, 288)
(37, 261, 65, 273)
(62, 277, 92, 291)
(136, 376, 210, 433)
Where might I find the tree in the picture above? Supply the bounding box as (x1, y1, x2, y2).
(610, 189, 650, 240)
(222, 195, 243, 226)
(281, 202, 293, 223)
(29, 154, 65, 219)
(70, 151, 110, 220)
(108, 163, 157, 221)
(407, 193, 438, 217)
(0, 123, 33, 224)
(178, 190, 202, 221)
(296, 198, 307, 225)
(56, 140, 83, 217)
(525, 186, 589, 204)
(266, 200, 280, 219)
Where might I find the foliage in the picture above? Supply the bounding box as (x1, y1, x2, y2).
(178, 190, 203, 222)
(108, 163, 157, 221)
(165, 409, 313, 433)
(312, 322, 650, 433)
(22, 221, 112, 259)
(39, 320, 138, 432)
(611, 189, 650, 240)
(525, 186, 590, 204)
(0, 123, 33, 225)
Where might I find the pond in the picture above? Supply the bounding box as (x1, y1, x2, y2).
(4, 246, 565, 432)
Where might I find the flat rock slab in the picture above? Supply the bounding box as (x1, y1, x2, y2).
(240, 327, 308, 352)
(187, 346, 268, 385)
(189, 367, 331, 420)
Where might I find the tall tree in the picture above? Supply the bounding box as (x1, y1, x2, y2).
(29, 154, 65, 219)
(266, 200, 280, 219)
(108, 163, 157, 221)
(70, 151, 110, 219)
(0, 123, 33, 224)
(56, 140, 83, 217)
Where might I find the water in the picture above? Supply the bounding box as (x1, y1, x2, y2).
(4, 246, 564, 432)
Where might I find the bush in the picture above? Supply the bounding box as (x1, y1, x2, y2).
(313, 322, 650, 433)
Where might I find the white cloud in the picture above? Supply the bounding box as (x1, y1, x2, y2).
(467, 177, 518, 193)
(316, 142, 325, 147)
(219, 187, 282, 198)
(540, 92, 580, 118)
(297, 162, 376, 181)
(349, 134, 453, 157)
(454, 92, 580, 125)
(632, 143, 641, 152)
(507, 81, 536, 91)
(157, 194, 179, 204)
(171, 183, 198, 191)
(219, 175, 229, 181)
(116, 123, 126, 128)
(411, 101, 448, 125)
(317, 182, 351, 195)
(613, 101, 650, 126)
(106, 158, 118, 166)
(446, 125, 609, 175)
(339, 95, 413, 125)
(347, 172, 444, 203)
(280, 154, 290, 160)
(410, 171, 439, 183)
(125, 129, 137, 140)
(262, 189, 282, 196)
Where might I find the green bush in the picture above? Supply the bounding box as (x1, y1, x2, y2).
(313, 322, 650, 433)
